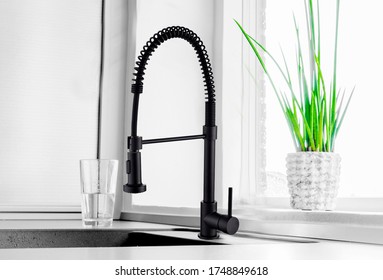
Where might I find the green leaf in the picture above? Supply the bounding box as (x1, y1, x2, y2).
(317, 99, 324, 151)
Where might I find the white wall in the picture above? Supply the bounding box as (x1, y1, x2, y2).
(0, 0, 100, 209)
(0, 0, 131, 213)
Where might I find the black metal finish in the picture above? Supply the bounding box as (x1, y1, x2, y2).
(202, 125, 217, 204)
(128, 136, 143, 150)
(124, 26, 239, 239)
(199, 188, 239, 239)
(123, 151, 146, 193)
(142, 134, 204, 145)
(228, 187, 233, 217)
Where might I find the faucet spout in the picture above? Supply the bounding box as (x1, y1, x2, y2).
(123, 26, 239, 239)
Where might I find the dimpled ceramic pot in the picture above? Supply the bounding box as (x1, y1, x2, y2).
(286, 152, 341, 210)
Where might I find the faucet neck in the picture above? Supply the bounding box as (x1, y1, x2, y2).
(202, 125, 217, 203)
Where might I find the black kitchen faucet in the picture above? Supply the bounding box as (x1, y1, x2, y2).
(123, 26, 239, 239)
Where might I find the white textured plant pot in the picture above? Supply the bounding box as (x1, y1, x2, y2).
(286, 152, 341, 210)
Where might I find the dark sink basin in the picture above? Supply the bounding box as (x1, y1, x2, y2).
(0, 230, 221, 249)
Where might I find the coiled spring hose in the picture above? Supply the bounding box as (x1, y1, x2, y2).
(130, 26, 216, 137)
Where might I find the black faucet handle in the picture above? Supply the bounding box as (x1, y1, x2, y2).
(212, 187, 240, 235)
(228, 187, 233, 217)
(218, 187, 239, 235)
(217, 214, 239, 235)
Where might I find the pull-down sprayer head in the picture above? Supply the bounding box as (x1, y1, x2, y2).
(124, 136, 146, 194)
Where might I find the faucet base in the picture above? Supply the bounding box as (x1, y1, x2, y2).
(200, 200, 240, 238)
(198, 233, 220, 240)
(200, 201, 218, 239)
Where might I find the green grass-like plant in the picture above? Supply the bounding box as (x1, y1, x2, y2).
(235, 0, 353, 152)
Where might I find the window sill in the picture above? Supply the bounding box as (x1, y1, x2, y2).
(121, 206, 200, 228)
(238, 207, 383, 245)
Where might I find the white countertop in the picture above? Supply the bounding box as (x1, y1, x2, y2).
(0, 220, 382, 260)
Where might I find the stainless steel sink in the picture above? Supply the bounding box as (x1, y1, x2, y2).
(0, 230, 222, 249)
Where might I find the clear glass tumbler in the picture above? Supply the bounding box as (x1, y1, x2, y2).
(79, 159, 119, 227)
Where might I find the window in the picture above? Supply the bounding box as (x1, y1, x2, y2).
(256, 0, 383, 211)
(232, 0, 383, 244)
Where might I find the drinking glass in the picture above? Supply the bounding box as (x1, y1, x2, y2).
(79, 159, 119, 227)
